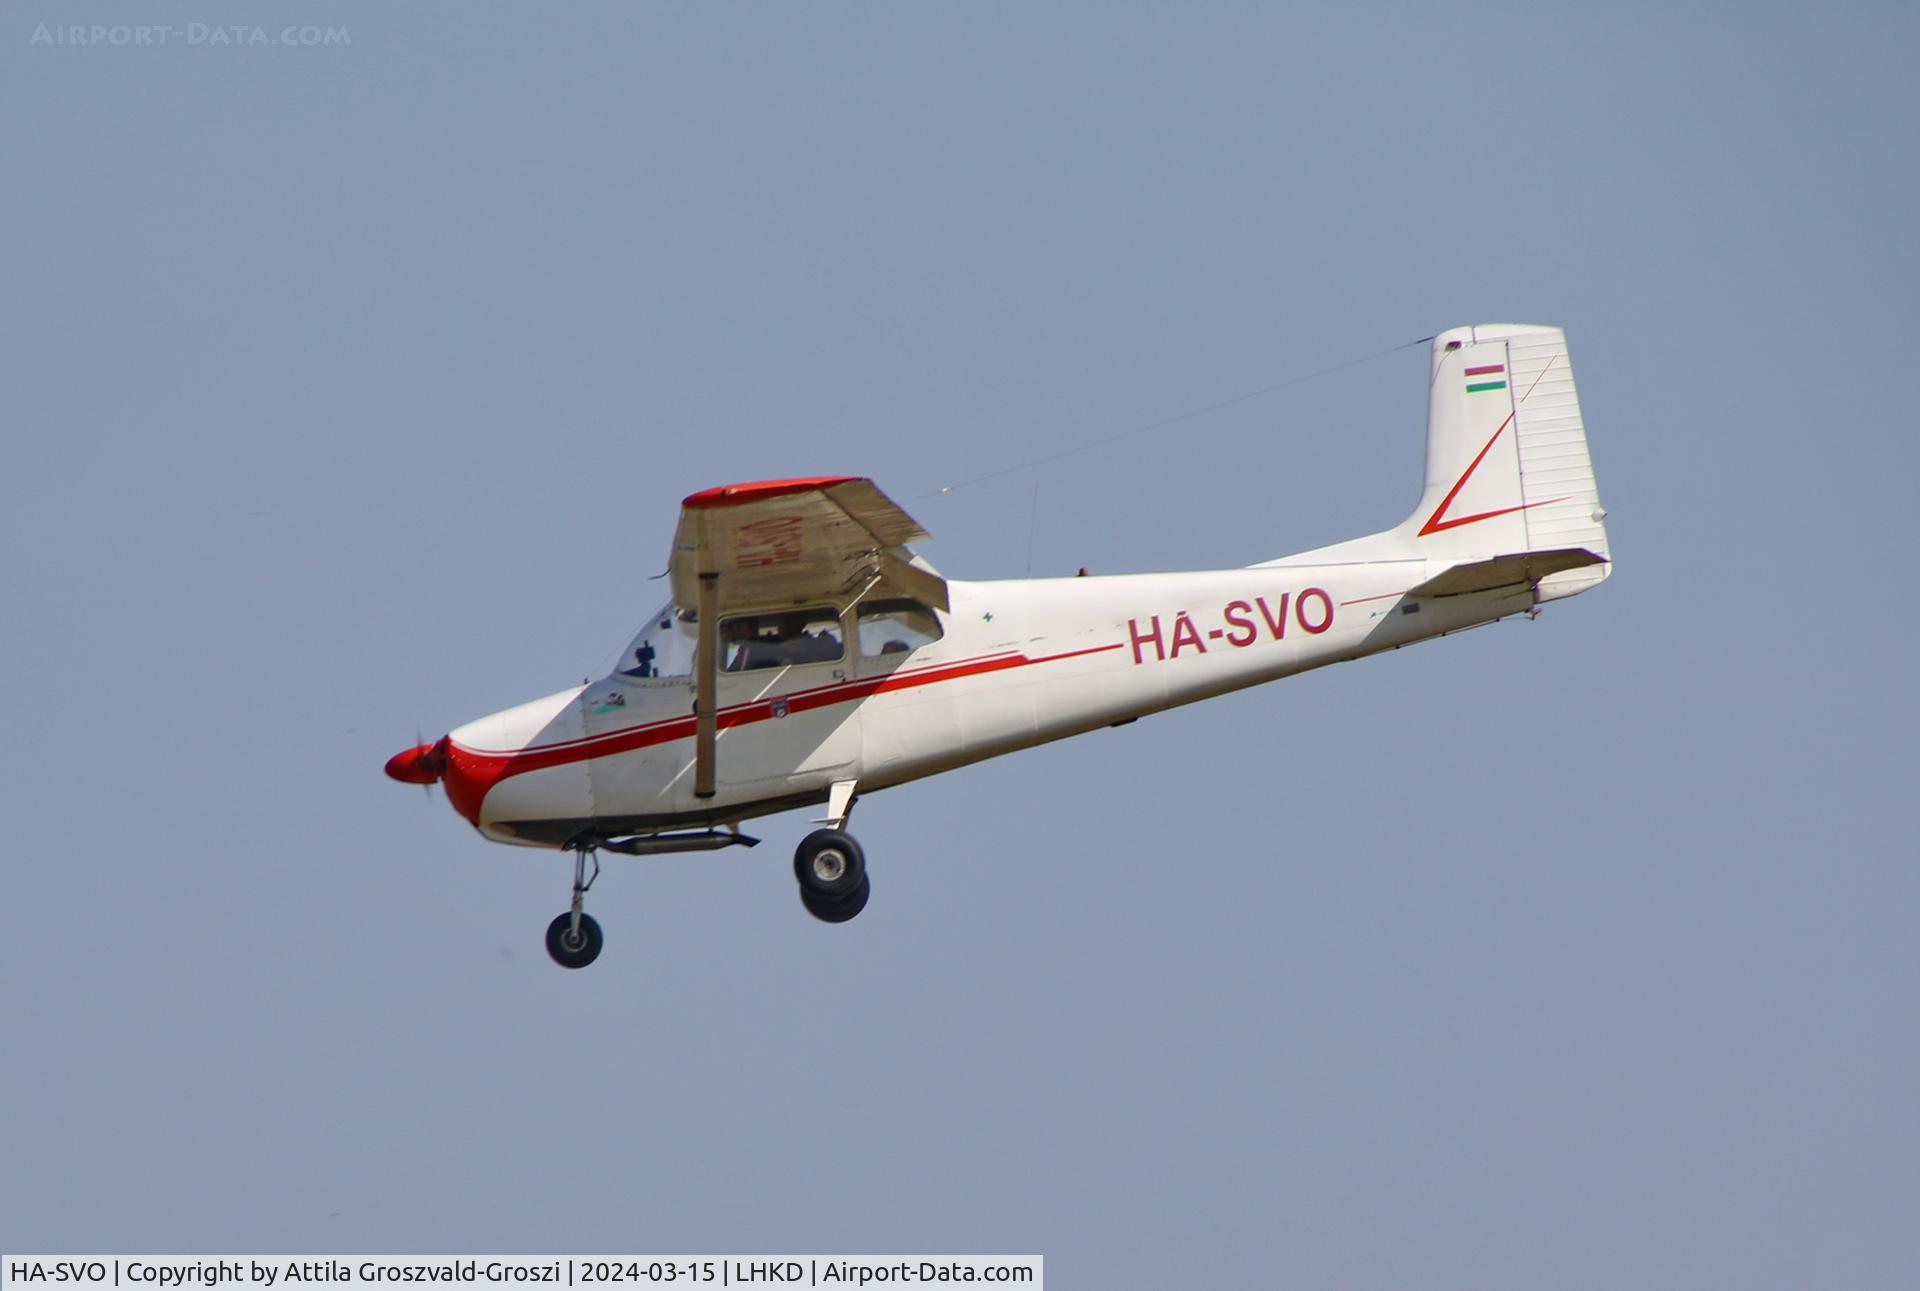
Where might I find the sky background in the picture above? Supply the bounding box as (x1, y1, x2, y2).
(3, 3, 1916, 1286)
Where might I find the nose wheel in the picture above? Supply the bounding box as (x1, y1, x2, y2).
(546, 847, 604, 969)
(546, 910, 603, 968)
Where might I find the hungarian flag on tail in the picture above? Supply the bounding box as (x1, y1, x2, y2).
(1464, 362, 1506, 394)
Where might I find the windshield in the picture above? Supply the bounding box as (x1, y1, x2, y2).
(614, 599, 698, 680)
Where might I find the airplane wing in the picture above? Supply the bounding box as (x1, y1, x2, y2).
(669, 475, 946, 615)
(667, 476, 945, 798)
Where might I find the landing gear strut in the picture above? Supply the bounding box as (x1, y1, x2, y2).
(538, 829, 761, 969)
(546, 847, 603, 969)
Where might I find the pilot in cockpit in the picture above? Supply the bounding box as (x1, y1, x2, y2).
(621, 640, 657, 678)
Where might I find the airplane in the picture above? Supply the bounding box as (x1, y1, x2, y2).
(386, 323, 1612, 968)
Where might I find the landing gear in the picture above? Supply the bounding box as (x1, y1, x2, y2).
(546, 910, 603, 969)
(794, 829, 865, 894)
(536, 820, 869, 958)
(800, 874, 871, 923)
(795, 828, 871, 923)
(546, 847, 604, 969)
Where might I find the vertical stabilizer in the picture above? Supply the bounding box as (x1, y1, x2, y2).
(1410, 325, 1539, 560)
(1259, 324, 1609, 603)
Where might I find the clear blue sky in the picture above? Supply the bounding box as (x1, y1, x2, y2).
(4, 4, 1915, 1286)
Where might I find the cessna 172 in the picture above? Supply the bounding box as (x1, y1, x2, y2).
(387, 323, 1611, 968)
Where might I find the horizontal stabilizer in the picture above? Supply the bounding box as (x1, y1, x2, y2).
(1410, 547, 1607, 598)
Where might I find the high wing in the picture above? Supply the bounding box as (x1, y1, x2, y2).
(667, 475, 946, 799)
(669, 475, 947, 615)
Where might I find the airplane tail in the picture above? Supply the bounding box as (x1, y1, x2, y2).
(1263, 323, 1611, 602)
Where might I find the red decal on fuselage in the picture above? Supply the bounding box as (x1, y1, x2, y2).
(1128, 615, 1165, 664)
(1296, 588, 1333, 634)
(1125, 587, 1337, 666)
(1256, 594, 1290, 640)
(1168, 612, 1206, 657)
(1222, 601, 1257, 647)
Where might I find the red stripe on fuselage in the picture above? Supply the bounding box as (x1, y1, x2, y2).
(443, 642, 1126, 825)
(463, 647, 1026, 763)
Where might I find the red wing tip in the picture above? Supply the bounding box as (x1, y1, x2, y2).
(681, 476, 862, 509)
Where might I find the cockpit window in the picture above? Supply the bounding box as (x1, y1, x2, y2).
(617, 600, 698, 680)
(722, 607, 844, 671)
(856, 599, 944, 656)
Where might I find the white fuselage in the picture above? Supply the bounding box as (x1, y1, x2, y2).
(446, 559, 1528, 847)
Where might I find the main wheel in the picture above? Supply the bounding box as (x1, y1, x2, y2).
(794, 829, 866, 899)
(545, 912, 604, 969)
(800, 874, 871, 923)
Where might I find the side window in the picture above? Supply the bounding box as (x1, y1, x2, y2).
(856, 599, 944, 657)
(722, 607, 845, 671)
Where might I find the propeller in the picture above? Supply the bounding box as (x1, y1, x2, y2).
(384, 732, 449, 797)
(416, 724, 433, 801)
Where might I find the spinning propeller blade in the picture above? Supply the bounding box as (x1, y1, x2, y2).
(384, 734, 449, 791)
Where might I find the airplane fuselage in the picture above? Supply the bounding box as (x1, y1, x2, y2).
(441, 559, 1531, 847)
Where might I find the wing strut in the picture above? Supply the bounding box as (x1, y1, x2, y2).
(694, 571, 719, 800)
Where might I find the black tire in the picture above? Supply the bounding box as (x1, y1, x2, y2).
(545, 912, 604, 969)
(793, 828, 866, 898)
(800, 874, 871, 924)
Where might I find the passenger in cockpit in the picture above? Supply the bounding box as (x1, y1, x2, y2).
(788, 629, 841, 663)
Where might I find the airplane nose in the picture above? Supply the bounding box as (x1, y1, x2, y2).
(384, 736, 449, 785)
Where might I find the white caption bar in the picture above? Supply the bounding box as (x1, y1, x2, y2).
(3, 1259, 1042, 1291)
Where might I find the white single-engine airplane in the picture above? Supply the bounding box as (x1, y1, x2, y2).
(388, 324, 1611, 968)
